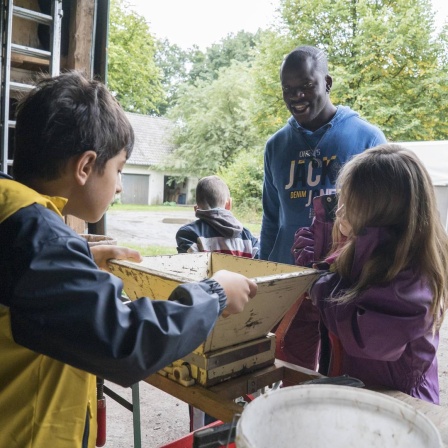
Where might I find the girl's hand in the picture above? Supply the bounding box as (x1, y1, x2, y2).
(90, 245, 143, 271)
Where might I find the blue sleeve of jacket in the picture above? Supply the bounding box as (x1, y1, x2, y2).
(260, 143, 279, 260)
(176, 225, 198, 253)
(4, 207, 225, 387)
(251, 232, 260, 259)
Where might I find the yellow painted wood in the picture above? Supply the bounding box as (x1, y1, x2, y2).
(108, 253, 318, 351)
(109, 253, 320, 386)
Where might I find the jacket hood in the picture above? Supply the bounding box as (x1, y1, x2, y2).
(0, 177, 67, 223)
(350, 227, 394, 280)
(195, 208, 243, 238)
(288, 105, 359, 133)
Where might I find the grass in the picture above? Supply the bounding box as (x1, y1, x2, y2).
(117, 243, 177, 256)
(241, 222, 261, 235)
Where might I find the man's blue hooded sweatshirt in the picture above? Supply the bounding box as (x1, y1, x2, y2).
(260, 105, 387, 264)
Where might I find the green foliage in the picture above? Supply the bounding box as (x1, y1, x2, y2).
(108, 0, 448, 205)
(153, 31, 262, 114)
(188, 31, 261, 84)
(117, 243, 177, 256)
(166, 61, 264, 177)
(154, 39, 192, 113)
(219, 146, 264, 214)
(251, 0, 448, 141)
(250, 31, 295, 139)
(108, 0, 166, 114)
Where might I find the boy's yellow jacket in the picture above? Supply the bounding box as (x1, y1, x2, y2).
(0, 173, 226, 447)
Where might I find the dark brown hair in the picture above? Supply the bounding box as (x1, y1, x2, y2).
(13, 71, 134, 183)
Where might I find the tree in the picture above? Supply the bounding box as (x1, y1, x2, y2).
(219, 146, 264, 216)
(249, 30, 295, 139)
(188, 31, 261, 84)
(165, 61, 264, 178)
(107, 0, 166, 114)
(154, 39, 192, 114)
(252, 0, 448, 141)
(153, 31, 262, 115)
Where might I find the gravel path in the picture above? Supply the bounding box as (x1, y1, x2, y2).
(105, 209, 195, 248)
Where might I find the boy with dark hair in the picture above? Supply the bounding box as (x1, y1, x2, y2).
(176, 175, 259, 258)
(0, 71, 256, 448)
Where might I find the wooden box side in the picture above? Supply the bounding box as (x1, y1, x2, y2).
(108, 254, 319, 354)
(203, 271, 318, 352)
(210, 253, 305, 277)
(137, 253, 212, 281)
(108, 253, 213, 300)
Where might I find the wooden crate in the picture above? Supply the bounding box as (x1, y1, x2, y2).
(108, 253, 319, 386)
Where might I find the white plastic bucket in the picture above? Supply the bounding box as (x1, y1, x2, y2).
(235, 385, 442, 448)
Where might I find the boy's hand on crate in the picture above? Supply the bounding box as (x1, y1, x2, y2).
(212, 270, 257, 317)
(92, 245, 143, 271)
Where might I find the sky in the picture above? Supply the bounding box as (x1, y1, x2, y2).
(128, 0, 448, 51)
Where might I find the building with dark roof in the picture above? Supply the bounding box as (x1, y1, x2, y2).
(121, 113, 197, 205)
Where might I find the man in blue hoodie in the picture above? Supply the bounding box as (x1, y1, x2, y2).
(260, 45, 387, 371)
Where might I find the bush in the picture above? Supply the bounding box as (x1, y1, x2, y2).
(233, 198, 262, 224)
(219, 147, 264, 207)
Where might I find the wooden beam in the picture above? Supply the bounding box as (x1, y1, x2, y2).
(145, 373, 243, 423)
(66, 0, 95, 73)
(65, 0, 96, 232)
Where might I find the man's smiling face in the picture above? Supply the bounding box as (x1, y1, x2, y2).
(281, 55, 332, 131)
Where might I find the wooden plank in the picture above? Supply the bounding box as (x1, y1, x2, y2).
(65, 215, 86, 234)
(64, 0, 95, 233)
(144, 362, 321, 423)
(277, 359, 323, 385)
(66, 0, 95, 73)
(145, 373, 243, 423)
(379, 390, 448, 447)
(11, 53, 49, 68)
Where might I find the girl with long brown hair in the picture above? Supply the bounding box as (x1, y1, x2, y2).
(295, 144, 448, 403)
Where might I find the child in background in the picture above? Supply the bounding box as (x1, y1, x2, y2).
(0, 71, 257, 448)
(176, 175, 259, 258)
(294, 144, 448, 403)
(176, 175, 259, 431)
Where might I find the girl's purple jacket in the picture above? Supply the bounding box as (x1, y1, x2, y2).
(294, 195, 439, 404)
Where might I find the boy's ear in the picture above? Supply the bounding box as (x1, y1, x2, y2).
(225, 197, 232, 210)
(74, 151, 97, 185)
(194, 205, 198, 212)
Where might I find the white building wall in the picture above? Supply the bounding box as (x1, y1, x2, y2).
(148, 171, 165, 205)
(123, 164, 197, 205)
(397, 141, 448, 231)
(122, 164, 165, 205)
(186, 177, 199, 204)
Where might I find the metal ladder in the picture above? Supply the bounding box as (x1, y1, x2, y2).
(0, 0, 63, 173)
